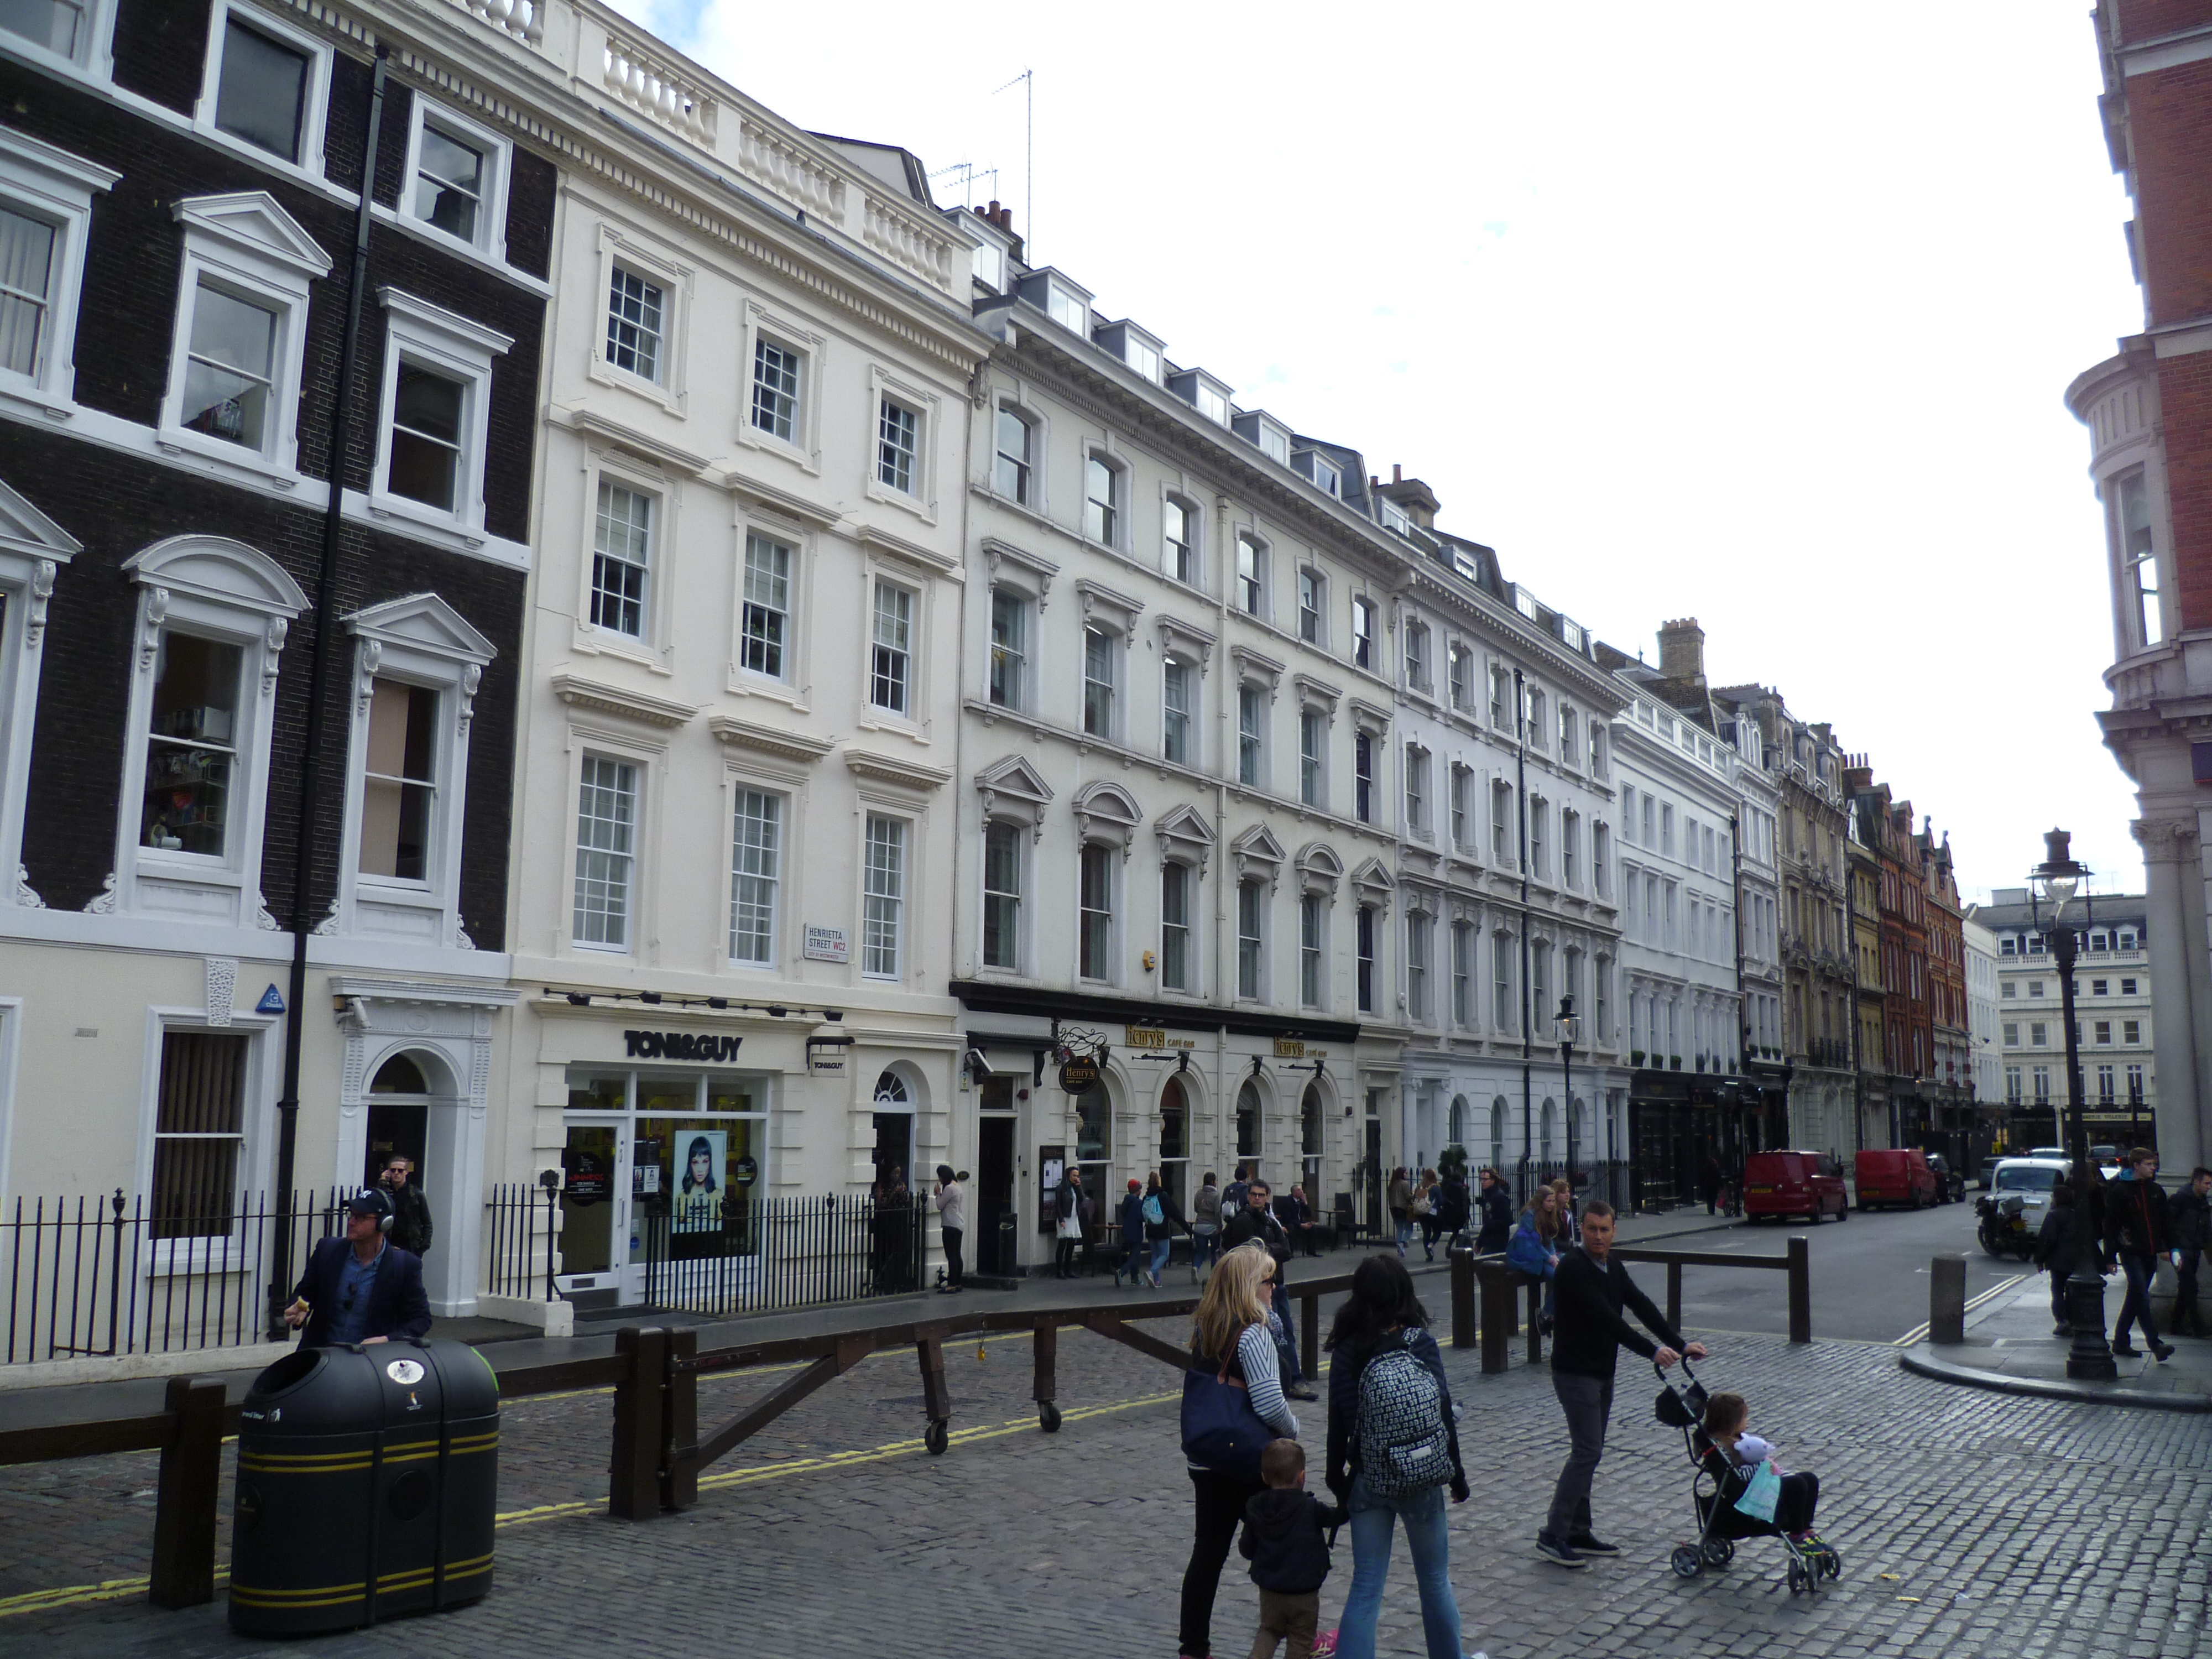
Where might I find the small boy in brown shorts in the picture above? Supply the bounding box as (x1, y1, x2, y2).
(1237, 1437, 1347, 1659)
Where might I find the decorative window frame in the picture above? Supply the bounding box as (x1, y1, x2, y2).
(193, 1, 333, 183)
(133, 1004, 279, 1275)
(0, 127, 118, 417)
(718, 767, 801, 974)
(728, 507, 817, 708)
(0, 0, 117, 79)
(859, 556, 930, 735)
(1234, 526, 1270, 621)
(103, 535, 308, 927)
(988, 391, 1047, 508)
(853, 795, 925, 985)
(331, 593, 495, 949)
(865, 363, 940, 524)
(400, 93, 512, 263)
(1153, 801, 1214, 881)
(1071, 779, 1142, 859)
(560, 723, 668, 961)
(158, 192, 333, 483)
(1232, 822, 1286, 893)
(1079, 444, 1130, 554)
(0, 478, 77, 910)
(589, 221, 692, 416)
(1296, 841, 1343, 901)
(367, 287, 512, 541)
(737, 296, 825, 472)
(571, 442, 678, 674)
(1159, 486, 1203, 588)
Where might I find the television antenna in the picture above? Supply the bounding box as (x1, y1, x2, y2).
(994, 68, 1032, 250)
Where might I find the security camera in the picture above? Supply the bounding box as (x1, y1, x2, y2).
(964, 1048, 993, 1082)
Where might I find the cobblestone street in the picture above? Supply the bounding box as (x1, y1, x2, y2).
(6, 1315, 2210, 1658)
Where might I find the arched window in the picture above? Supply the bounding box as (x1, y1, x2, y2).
(873, 1071, 908, 1107)
(1074, 1084, 1110, 1163)
(371, 1053, 429, 1094)
(1300, 1083, 1324, 1207)
(1157, 1076, 1188, 1209)
(1448, 1095, 1467, 1148)
(1489, 1097, 1506, 1173)
(1568, 1096, 1585, 1169)
(1236, 1081, 1262, 1162)
(1540, 1097, 1556, 1164)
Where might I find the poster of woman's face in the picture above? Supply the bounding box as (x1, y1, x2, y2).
(673, 1131, 726, 1233)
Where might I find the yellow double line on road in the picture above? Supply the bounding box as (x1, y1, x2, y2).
(0, 1370, 1187, 1620)
(1891, 1273, 2028, 1347)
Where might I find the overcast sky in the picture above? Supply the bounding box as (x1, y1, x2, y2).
(614, 0, 2142, 905)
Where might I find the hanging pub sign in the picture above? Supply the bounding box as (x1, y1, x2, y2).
(1058, 1057, 1101, 1092)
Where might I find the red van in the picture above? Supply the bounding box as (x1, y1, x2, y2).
(1743, 1151, 1849, 1223)
(1854, 1147, 1938, 1210)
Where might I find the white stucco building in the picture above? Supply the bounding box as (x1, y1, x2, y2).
(1963, 915, 2001, 1122)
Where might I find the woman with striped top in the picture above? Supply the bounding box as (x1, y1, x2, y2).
(1179, 1243, 1300, 1658)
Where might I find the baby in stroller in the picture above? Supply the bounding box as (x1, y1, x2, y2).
(1656, 1364, 1841, 1594)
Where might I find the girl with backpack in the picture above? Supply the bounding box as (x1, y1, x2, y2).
(1179, 1245, 1300, 1659)
(1321, 1254, 1468, 1659)
(1146, 1171, 1184, 1285)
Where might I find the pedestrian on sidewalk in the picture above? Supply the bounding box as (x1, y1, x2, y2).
(1053, 1166, 1086, 1279)
(1434, 1166, 1470, 1252)
(1193, 1172, 1224, 1275)
(281, 1188, 430, 1349)
(1413, 1169, 1441, 1260)
(2034, 1180, 2101, 1334)
(1226, 1165, 1251, 1214)
(1149, 1171, 1185, 1285)
(1700, 1153, 1724, 1217)
(1536, 1198, 1704, 1569)
(1178, 1245, 1300, 1659)
(1550, 1177, 1579, 1247)
(1473, 1167, 1513, 1256)
(1508, 1190, 1564, 1335)
(1119, 1178, 1155, 1288)
(932, 1165, 966, 1293)
(1387, 1168, 1414, 1258)
(1237, 1438, 1346, 1659)
(2172, 1167, 2211, 1338)
(378, 1154, 434, 1259)
(1321, 1253, 1468, 1659)
(2105, 1147, 2176, 1361)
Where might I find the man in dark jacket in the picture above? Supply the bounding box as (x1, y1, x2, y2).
(1537, 1198, 1703, 1569)
(1275, 1185, 1318, 1256)
(2171, 1166, 2212, 1338)
(1474, 1167, 1514, 1255)
(378, 1154, 435, 1259)
(282, 1188, 431, 1350)
(2034, 1181, 2102, 1335)
(1436, 1168, 1471, 1245)
(2104, 1148, 2174, 1360)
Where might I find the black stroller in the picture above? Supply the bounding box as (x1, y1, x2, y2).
(1653, 1359, 1843, 1595)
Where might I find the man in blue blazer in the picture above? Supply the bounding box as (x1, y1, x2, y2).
(283, 1187, 432, 1349)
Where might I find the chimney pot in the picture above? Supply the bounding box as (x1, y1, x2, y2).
(1393, 463, 1403, 483)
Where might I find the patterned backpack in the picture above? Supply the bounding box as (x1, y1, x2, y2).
(1356, 1332, 1453, 1499)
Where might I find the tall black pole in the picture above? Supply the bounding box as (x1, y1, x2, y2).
(268, 44, 389, 1335)
(1514, 667, 1531, 1182)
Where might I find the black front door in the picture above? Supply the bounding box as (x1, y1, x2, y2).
(978, 1115, 1015, 1274)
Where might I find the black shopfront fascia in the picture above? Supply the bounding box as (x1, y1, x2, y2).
(947, 980, 1361, 1047)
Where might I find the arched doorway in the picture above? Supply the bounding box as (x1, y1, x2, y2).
(1159, 1076, 1189, 1211)
(1301, 1083, 1324, 1210)
(1074, 1081, 1112, 1192)
(1235, 1081, 1264, 1183)
(1489, 1097, 1507, 1176)
(365, 1052, 432, 1189)
(871, 1070, 913, 1193)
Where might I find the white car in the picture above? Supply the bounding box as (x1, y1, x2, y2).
(1976, 1157, 2072, 1258)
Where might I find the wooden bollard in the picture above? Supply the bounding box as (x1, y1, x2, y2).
(1450, 1247, 1475, 1349)
(149, 1375, 225, 1608)
(609, 1326, 667, 1520)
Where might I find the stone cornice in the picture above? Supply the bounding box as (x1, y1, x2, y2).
(707, 715, 836, 764)
(549, 671, 697, 728)
(844, 749, 952, 791)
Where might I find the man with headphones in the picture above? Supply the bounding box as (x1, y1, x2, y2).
(282, 1187, 431, 1349)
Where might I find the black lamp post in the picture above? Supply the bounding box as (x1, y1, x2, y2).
(1556, 996, 1581, 1182)
(2030, 828, 2115, 1380)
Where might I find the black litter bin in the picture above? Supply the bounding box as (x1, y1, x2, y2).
(229, 1337, 499, 1635)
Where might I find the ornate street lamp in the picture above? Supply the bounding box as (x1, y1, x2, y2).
(2028, 828, 2114, 1381)
(1556, 996, 1582, 1182)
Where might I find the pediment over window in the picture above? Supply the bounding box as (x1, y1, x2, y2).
(0, 479, 80, 564)
(1155, 611, 1214, 667)
(1072, 779, 1143, 853)
(345, 593, 496, 664)
(1296, 841, 1344, 898)
(1350, 856, 1395, 911)
(124, 535, 309, 618)
(977, 753, 1053, 836)
(1233, 823, 1286, 889)
(173, 191, 333, 279)
(1155, 802, 1215, 873)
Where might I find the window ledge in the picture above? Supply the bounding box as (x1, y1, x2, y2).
(153, 429, 303, 490)
(367, 201, 547, 296)
(549, 671, 698, 728)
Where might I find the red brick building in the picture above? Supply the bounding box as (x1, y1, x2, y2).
(2066, 1, 2212, 1171)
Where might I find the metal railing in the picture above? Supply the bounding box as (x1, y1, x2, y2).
(3, 1190, 344, 1365)
(636, 1192, 930, 1317)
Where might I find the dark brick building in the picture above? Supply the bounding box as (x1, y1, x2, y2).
(0, 0, 551, 1318)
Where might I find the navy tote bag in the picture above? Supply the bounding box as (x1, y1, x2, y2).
(1180, 1358, 1272, 1483)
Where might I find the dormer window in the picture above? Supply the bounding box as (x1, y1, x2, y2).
(1233, 410, 1291, 465)
(1170, 368, 1232, 426)
(1129, 339, 1161, 382)
(1095, 320, 1165, 384)
(972, 241, 1003, 290)
(1047, 285, 1087, 333)
(1301, 453, 1339, 498)
(1379, 497, 1413, 535)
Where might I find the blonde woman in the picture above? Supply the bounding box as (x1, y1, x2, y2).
(1180, 1243, 1298, 1659)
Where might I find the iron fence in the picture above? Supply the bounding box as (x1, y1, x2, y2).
(3, 1190, 345, 1365)
(1506, 1158, 1631, 1215)
(483, 1186, 935, 1320)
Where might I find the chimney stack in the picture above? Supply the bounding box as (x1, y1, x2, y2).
(1656, 617, 1705, 685)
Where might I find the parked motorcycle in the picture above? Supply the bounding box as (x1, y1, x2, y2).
(1975, 1192, 2034, 1259)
